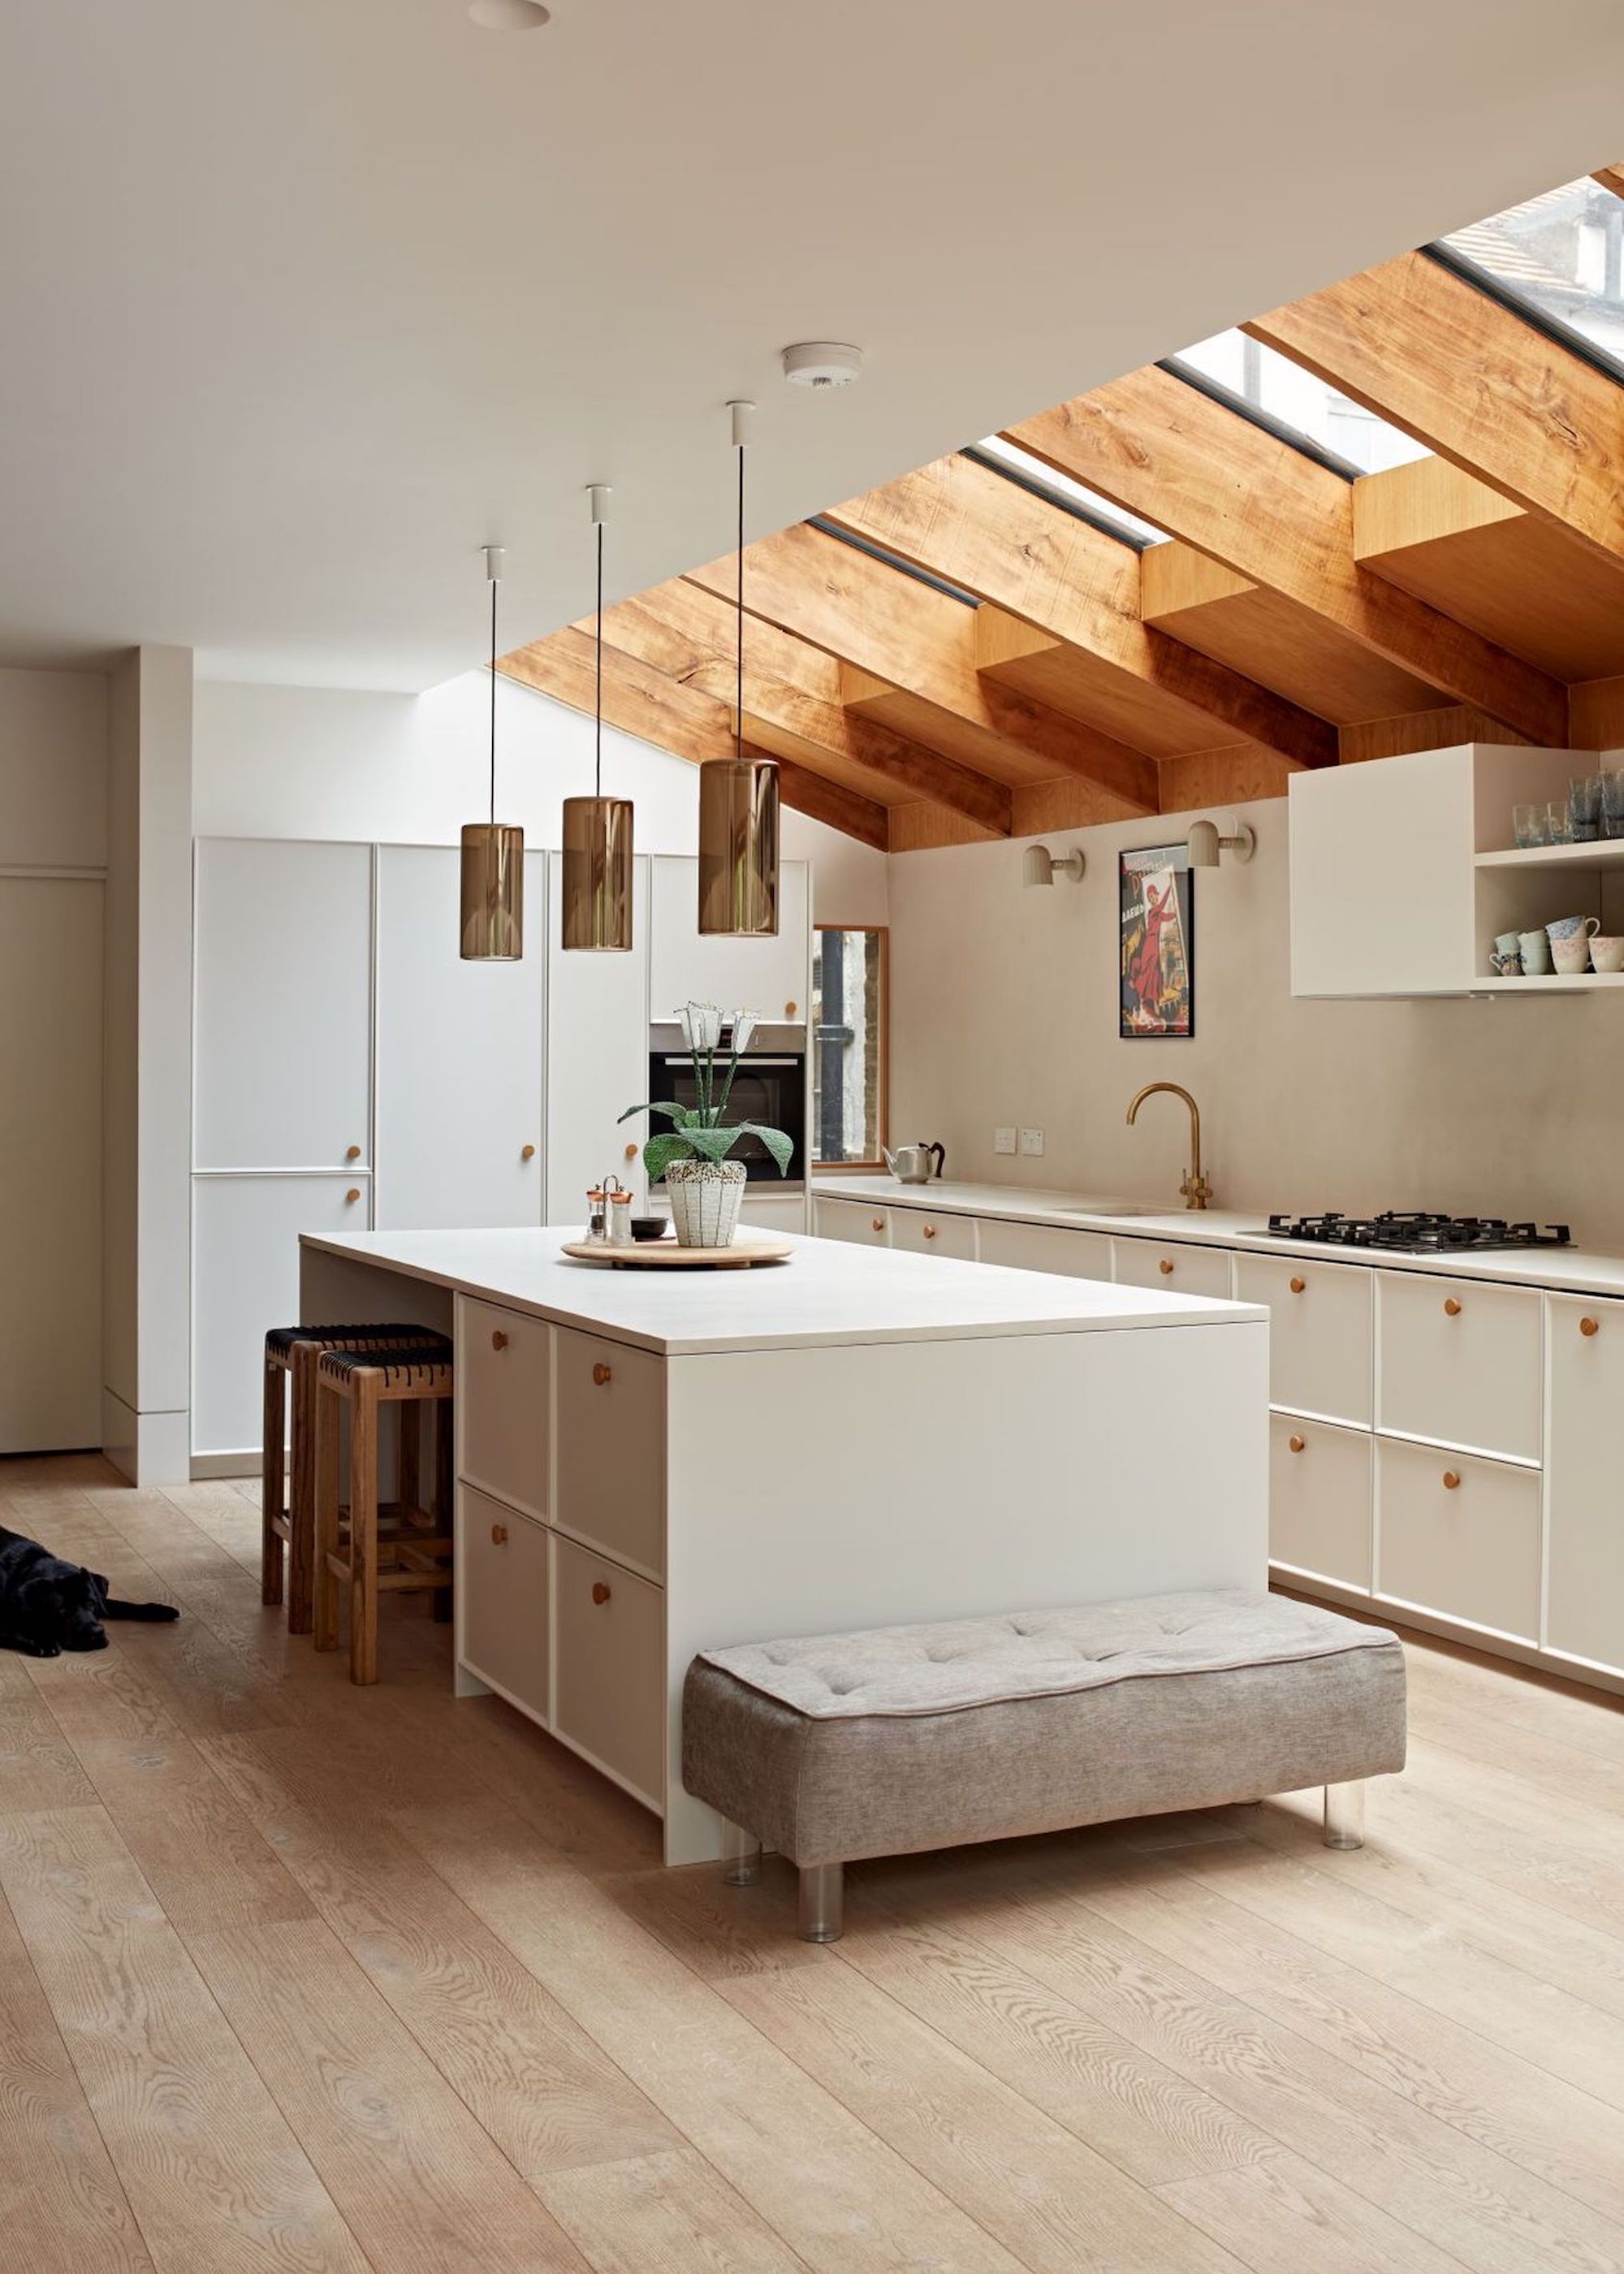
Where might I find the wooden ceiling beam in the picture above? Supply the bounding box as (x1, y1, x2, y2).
(1592, 163, 1624, 200)
(684, 523, 1159, 814)
(1006, 368, 1566, 746)
(585, 579, 1011, 835)
(1245, 249, 1624, 577)
(825, 452, 1338, 768)
(771, 758, 889, 850)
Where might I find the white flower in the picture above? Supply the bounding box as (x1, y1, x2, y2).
(730, 1010, 758, 1055)
(682, 1001, 723, 1053)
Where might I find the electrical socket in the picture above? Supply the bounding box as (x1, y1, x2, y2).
(1018, 1126, 1045, 1157)
(993, 1126, 1017, 1156)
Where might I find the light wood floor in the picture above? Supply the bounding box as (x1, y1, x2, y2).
(5, 1459, 1624, 2274)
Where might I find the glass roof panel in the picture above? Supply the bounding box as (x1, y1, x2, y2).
(1165, 329, 1432, 476)
(1435, 175, 1624, 379)
(968, 436, 1168, 549)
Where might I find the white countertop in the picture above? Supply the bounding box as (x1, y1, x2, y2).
(301, 1225, 1263, 1356)
(814, 1176, 1624, 1300)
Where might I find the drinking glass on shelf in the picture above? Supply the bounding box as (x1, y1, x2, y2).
(1514, 802, 1548, 848)
(1604, 770, 1624, 841)
(1570, 773, 1603, 842)
(1548, 800, 1576, 845)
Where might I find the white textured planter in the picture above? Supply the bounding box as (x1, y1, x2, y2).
(664, 1158, 747, 1247)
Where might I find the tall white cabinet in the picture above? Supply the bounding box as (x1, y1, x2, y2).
(546, 851, 650, 1224)
(650, 854, 810, 1022)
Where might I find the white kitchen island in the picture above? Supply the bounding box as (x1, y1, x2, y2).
(300, 1226, 1269, 1862)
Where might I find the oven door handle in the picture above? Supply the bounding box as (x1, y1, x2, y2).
(658, 1055, 801, 1069)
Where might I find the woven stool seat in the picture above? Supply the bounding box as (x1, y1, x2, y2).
(265, 1321, 447, 1363)
(316, 1347, 453, 1393)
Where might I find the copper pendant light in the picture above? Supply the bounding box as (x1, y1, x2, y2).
(460, 545, 525, 960)
(561, 486, 635, 951)
(698, 400, 780, 937)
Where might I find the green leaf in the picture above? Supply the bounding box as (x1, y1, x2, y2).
(616, 1100, 693, 1127)
(680, 1126, 744, 1163)
(733, 1122, 794, 1175)
(641, 1131, 696, 1182)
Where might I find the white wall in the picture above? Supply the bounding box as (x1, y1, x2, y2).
(192, 672, 888, 926)
(0, 665, 107, 867)
(888, 793, 1624, 1252)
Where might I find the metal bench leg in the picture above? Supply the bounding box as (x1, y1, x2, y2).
(721, 1822, 762, 1887)
(1324, 1780, 1365, 1851)
(798, 1861, 844, 1943)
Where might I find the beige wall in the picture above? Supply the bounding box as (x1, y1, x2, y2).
(888, 793, 1624, 1251)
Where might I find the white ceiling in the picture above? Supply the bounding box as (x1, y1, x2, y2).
(3, 0, 1623, 691)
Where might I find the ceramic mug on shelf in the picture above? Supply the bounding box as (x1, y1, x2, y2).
(1519, 929, 1554, 975)
(1547, 913, 1601, 945)
(1591, 936, 1624, 975)
(1552, 934, 1594, 975)
(1489, 950, 1522, 976)
(1494, 930, 1522, 959)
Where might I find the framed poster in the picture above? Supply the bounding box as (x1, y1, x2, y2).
(1119, 845, 1194, 1038)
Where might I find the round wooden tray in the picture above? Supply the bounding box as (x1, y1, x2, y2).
(559, 1236, 793, 1270)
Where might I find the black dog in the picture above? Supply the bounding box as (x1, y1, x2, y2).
(0, 1524, 179, 1658)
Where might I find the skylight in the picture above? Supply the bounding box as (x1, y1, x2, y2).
(966, 437, 1167, 550)
(1163, 330, 1432, 477)
(806, 517, 981, 607)
(1433, 175, 1624, 382)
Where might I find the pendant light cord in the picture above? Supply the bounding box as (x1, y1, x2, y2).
(736, 433, 745, 759)
(595, 517, 604, 799)
(488, 572, 498, 828)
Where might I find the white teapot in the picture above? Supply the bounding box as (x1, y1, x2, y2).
(883, 1140, 946, 1184)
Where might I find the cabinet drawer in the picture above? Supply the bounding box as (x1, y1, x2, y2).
(1377, 1272, 1540, 1461)
(553, 1537, 665, 1808)
(1376, 1436, 1540, 1641)
(815, 1197, 890, 1246)
(457, 1297, 551, 1520)
(975, 1219, 1114, 1280)
(1545, 1293, 1624, 1670)
(1112, 1237, 1233, 1299)
(554, 1329, 664, 1579)
(458, 1485, 550, 1718)
(1269, 1415, 1372, 1590)
(889, 1206, 977, 1260)
(1234, 1254, 1372, 1425)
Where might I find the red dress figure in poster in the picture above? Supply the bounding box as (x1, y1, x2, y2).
(1129, 879, 1176, 1021)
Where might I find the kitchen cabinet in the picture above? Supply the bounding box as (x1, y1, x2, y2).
(1112, 1235, 1233, 1299)
(456, 1295, 552, 1522)
(1376, 1436, 1540, 1641)
(375, 845, 546, 1230)
(458, 1484, 551, 1719)
(1233, 1253, 1372, 1426)
(649, 854, 810, 1025)
(816, 1196, 892, 1246)
(551, 1536, 667, 1807)
(546, 850, 650, 1223)
(194, 839, 374, 1170)
(1544, 1293, 1624, 1670)
(888, 1206, 978, 1260)
(554, 1327, 664, 1580)
(1376, 1270, 1541, 1463)
(1268, 1413, 1372, 1591)
(192, 1173, 370, 1457)
(975, 1220, 1114, 1281)
(740, 1190, 810, 1232)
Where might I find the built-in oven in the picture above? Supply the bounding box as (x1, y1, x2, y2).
(646, 1022, 807, 1185)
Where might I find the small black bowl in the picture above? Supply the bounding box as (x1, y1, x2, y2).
(630, 1216, 672, 1243)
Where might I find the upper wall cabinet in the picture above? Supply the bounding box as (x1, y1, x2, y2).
(194, 839, 374, 1169)
(375, 845, 546, 1230)
(1289, 744, 1599, 999)
(649, 855, 810, 1025)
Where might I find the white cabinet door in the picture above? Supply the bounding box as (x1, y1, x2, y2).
(740, 1190, 809, 1232)
(553, 1537, 665, 1807)
(375, 845, 545, 1230)
(195, 839, 374, 1171)
(1233, 1253, 1373, 1425)
(1376, 1269, 1541, 1462)
(0, 877, 103, 1452)
(888, 1205, 978, 1260)
(1545, 1292, 1624, 1671)
(458, 1485, 551, 1720)
(546, 853, 650, 1224)
(1112, 1236, 1233, 1299)
(650, 855, 810, 1024)
(1376, 1436, 1540, 1641)
(975, 1219, 1114, 1281)
(192, 1174, 370, 1456)
(1269, 1414, 1372, 1591)
(815, 1196, 891, 1246)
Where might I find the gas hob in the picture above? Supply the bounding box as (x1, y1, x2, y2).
(1265, 1211, 1572, 1255)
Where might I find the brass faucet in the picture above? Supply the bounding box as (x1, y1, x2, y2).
(1125, 1083, 1212, 1210)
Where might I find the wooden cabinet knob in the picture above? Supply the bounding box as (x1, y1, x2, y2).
(624, 1142, 637, 1161)
(591, 1580, 612, 1605)
(490, 1523, 508, 1546)
(490, 1329, 508, 1351)
(1442, 1469, 1462, 1491)
(1159, 1259, 1175, 1276)
(1289, 1276, 1306, 1295)
(521, 1143, 536, 1161)
(1288, 1434, 1306, 1454)
(922, 1224, 937, 1239)
(785, 1000, 798, 1017)
(871, 1217, 884, 1233)
(346, 1144, 362, 1161)
(1581, 1316, 1600, 1338)
(592, 1362, 612, 1386)
(1444, 1298, 1462, 1317)
(345, 1188, 361, 1204)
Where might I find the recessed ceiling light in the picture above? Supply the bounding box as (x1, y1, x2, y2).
(469, 0, 551, 28)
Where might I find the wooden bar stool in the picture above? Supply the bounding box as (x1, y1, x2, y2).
(313, 1345, 456, 1684)
(261, 1322, 448, 1635)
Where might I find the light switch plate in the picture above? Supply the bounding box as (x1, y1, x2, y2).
(1018, 1127, 1045, 1157)
(993, 1126, 1017, 1155)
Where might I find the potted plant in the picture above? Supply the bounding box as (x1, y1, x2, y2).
(620, 1002, 793, 1247)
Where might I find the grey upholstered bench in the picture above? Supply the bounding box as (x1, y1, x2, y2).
(682, 1588, 1406, 1941)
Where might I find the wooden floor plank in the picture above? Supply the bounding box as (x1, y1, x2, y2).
(1155, 2148, 1475, 2274)
(536, 2146, 816, 2274)
(0, 1691, 100, 1814)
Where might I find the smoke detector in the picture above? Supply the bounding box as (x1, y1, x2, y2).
(781, 341, 864, 390)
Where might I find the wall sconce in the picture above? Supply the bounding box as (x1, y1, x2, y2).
(1023, 843, 1086, 888)
(1186, 816, 1256, 868)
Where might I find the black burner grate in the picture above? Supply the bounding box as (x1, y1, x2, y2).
(1266, 1211, 1572, 1254)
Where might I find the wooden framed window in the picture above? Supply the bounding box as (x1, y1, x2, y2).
(810, 927, 888, 1169)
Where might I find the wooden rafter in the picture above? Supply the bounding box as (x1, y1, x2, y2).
(771, 758, 888, 849)
(825, 453, 1339, 768)
(1005, 370, 1566, 746)
(1245, 250, 1624, 575)
(1592, 163, 1624, 201)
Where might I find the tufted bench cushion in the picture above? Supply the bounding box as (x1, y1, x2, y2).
(682, 1588, 1406, 1887)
